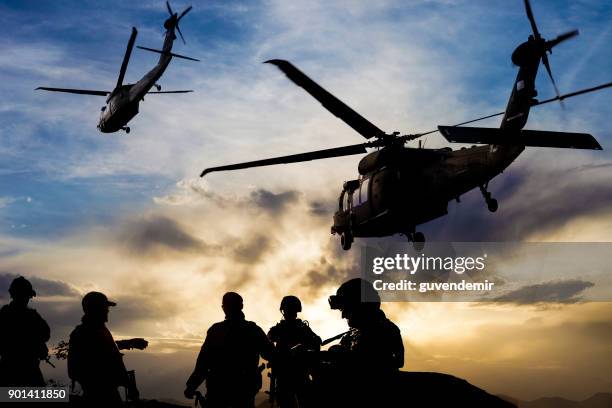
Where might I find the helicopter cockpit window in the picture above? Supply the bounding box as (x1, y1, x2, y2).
(352, 189, 359, 208)
(360, 178, 369, 204)
(341, 191, 349, 211)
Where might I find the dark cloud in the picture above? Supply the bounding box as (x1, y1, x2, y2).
(117, 215, 210, 255)
(110, 293, 181, 329)
(249, 189, 300, 213)
(423, 165, 612, 241)
(309, 200, 334, 217)
(572, 162, 612, 173)
(34, 299, 83, 336)
(306, 239, 360, 290)
(0, 272, 79, 298)
(230, 235, 273, 264)
(493, 279, 594, 304)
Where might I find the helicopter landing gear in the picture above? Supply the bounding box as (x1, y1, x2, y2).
(122, 126, 130, 134)
(340, 231, 353, 251)
(479, 183, 498, 213)
(406, 230, 426, 251)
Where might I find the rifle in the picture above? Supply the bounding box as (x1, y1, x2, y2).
(43, 356, 56, 368)
(321, 329, 356, 347)
(265, 362, 277, 407)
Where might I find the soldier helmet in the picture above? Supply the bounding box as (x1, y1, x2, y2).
(82, 291, 116, 313)
(222, 292, 243, 310)
(328, 278, 380, 310)
(280, 295, 302, 313)
(9, 276, 36, 298)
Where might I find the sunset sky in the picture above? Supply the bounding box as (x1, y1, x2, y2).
(1, 0, 611, 404)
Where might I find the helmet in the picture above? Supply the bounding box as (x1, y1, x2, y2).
(9, 276, 36, 298)
(328, 278, 380, 310)
(222, 292, 243, 310)
(280, 295, 302, 313)
(82, 291, 116, 313)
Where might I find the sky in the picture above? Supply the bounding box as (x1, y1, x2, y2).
(1, 0, 612, 404)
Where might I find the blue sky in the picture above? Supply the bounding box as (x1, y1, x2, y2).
(1, 1, 612, 402)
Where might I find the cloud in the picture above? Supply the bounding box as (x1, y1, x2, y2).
(249, 189, 300, 213)
(230, 234, 274, 264)
(493, 279, 595, 304)
(115, 214, 210, 255)
(424, 159, 612, 241)
(306, 242, 360, 290)
(0, 272, 79, 298)
(309, 200, 333, 217)
(155, 179, 301, 215)
(0, 197, 17, 209)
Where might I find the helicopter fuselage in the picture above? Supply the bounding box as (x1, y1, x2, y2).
(98, 30, 175, 133)
(332, 144, 519, 238)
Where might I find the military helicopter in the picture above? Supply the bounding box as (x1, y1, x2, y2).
(36, 2, 197, 134)
(200, 0, 612, 251)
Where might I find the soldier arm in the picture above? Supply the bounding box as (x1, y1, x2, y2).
(267, 324, 279, 343)
(304, 325, 322, 351)
(67, 330, 83, 383)
(185, 329, 213, 391)
(257, 325, 274, 362)
(35, 311, 51, 343)
(390, 325, 404, 369)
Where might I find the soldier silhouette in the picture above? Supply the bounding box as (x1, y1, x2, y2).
(68, 291, 147, 407)
(268, 295, 321, 408)
(185, 292, 273, 408)
(0, 276, 50, 386)
(319, 278, 404, 407)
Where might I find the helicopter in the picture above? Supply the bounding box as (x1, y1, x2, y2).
(200, 0, 612, 251)
(36, 2, 197, 134)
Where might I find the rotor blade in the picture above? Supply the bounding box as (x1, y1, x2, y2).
(541, 53, 562, 104)
(35, 87, 109, 96)
(116, 27, 138, 89)
(547, 29, 579, 49)
(178, 5, 192, 21)
(200, 143, 368, 177)
(265, 59, 386, 140)
(166, 1, 173, 15)
(176, 24, 186, 44)
(534, 81, 612, 106)
(524, 0, 540, 39)
(147, 90, 193, 94)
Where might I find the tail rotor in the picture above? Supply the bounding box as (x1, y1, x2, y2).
(165, 1, 192, 44)
(523, 0, 579, 104)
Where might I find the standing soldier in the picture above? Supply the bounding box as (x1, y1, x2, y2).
(321, 278, 404, 407)
(267, 296, 321, 408)
(68, 291, 147, 407)
(0, 276, 50, 386)
(184, 292, 273, 408)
